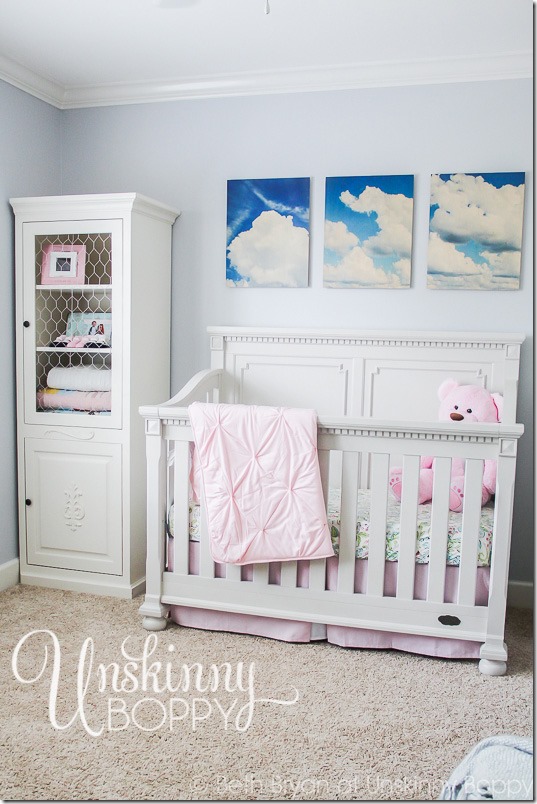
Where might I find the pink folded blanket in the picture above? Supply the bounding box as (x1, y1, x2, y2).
(36, 388, 111, 412)
(188, 402, 334, 565)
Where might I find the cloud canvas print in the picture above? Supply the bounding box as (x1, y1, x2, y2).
(226, 178, 310, 287)
(427, 172, 525, 290)
(323, 174, 414, 289)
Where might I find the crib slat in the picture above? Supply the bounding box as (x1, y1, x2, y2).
(198, 502, 215, 578)
(318, 448, 330, 505)
(166, 445, 174, 571)
(457, 459, 483, 606)
(167, 444, 174, 515)
(172, 440, 191, 576)
(280, 561, 298, 587)
(396, 455, 420, 601)
(337, 451, 359, 594)
(225, 564, 242, 581)
(426, 457, 451, 603)
(309, 447, 330, 591)
(253, 563, 270, 584)
(308, 558, 327, 591)
(366, 453, 390, 597)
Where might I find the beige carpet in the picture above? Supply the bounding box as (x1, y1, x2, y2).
(0, 584, 532, 801)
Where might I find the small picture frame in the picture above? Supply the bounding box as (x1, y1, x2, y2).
(65, 311, 112, 341)
(41, 243, 86, 286)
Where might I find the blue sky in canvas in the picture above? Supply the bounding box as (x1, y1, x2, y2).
(324, 174, 414, 288)
(427, 172, 525, 290)
(226, 178, 310, 287)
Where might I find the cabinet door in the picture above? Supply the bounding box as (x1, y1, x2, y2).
(24, 439, 123, 575)
(21, 219, 123, 429)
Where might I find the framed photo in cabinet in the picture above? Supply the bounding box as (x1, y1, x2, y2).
(41, 243, 86, 285)
(66, 311, 112, 341)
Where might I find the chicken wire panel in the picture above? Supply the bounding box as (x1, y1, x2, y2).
(33, 232, 113, 417)
(35, 351, 112, 415)
(35, 232, 112, 285)
(34, 289, 112, 348)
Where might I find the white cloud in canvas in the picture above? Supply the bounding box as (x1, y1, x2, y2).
(324, 176, 414, 289)
(226, 178, 310, 288)
(227, 210, 310, 288)
(427, 173, 525, 290)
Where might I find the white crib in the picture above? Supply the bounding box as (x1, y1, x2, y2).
(139, 327, 524, 675)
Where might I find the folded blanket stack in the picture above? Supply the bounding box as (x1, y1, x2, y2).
(37, 388, 112, 412)
(47, 366, 112, 392)
(36, 367, 112, 412)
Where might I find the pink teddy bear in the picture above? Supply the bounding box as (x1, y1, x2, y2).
(389, 379, 503, 513)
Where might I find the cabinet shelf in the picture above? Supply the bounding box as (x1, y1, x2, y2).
(36, 284, 113, 292)
(36, 347, 112, 354)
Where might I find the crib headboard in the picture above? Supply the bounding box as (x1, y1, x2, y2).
(208, 327, 524, 424)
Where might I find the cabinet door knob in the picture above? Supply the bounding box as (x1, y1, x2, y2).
(23, 320, 30, 328)
(25, 499, 32, 506)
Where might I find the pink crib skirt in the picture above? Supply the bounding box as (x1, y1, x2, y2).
(168, 543, 489, 659)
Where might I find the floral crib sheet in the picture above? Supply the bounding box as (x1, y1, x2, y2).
(168, 489, 494, 568)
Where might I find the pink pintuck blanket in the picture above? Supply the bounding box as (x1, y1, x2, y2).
(188, 402, 334, 565)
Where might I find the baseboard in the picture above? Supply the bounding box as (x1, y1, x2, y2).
(0, 558, 20, 592)
(507, 580, 534, 609)
(19, 570, 145, 600)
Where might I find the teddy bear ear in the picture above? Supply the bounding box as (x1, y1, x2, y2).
(438, 378, 459, 401)
(491, 392, 503, 422)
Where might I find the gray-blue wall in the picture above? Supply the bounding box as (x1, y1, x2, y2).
(0, 81, 62, 565)
(1, 75, 533, 584)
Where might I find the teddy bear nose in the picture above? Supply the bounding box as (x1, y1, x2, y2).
(450, 412, 464, 421)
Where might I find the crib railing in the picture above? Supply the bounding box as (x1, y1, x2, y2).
(139, 374, 523, 674)
(139, 369, 222, 622)
(316, 418, 522, 616)
(142, 408, 520, 627)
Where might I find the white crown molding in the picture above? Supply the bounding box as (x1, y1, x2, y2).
(0, 50, 533, 110)
(0, 54, 65, 107)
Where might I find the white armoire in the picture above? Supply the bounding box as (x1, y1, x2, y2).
(11, 193, 179, 598)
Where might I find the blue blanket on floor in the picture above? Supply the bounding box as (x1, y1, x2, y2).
(440, 735, 533, 800)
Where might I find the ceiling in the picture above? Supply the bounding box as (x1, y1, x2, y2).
(0, 0, 532, 109)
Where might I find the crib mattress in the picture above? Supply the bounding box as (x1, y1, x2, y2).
(168, 489, 494, 567)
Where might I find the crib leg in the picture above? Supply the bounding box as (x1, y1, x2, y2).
(140, 416, 169, 632)
(478, 658, 507, 676)
(139, 596, 170, 631)
(478, 640, 508, 676)
(143, 616, 169, 631)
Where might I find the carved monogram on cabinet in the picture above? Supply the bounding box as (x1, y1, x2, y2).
(64, 483, 85, 532)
